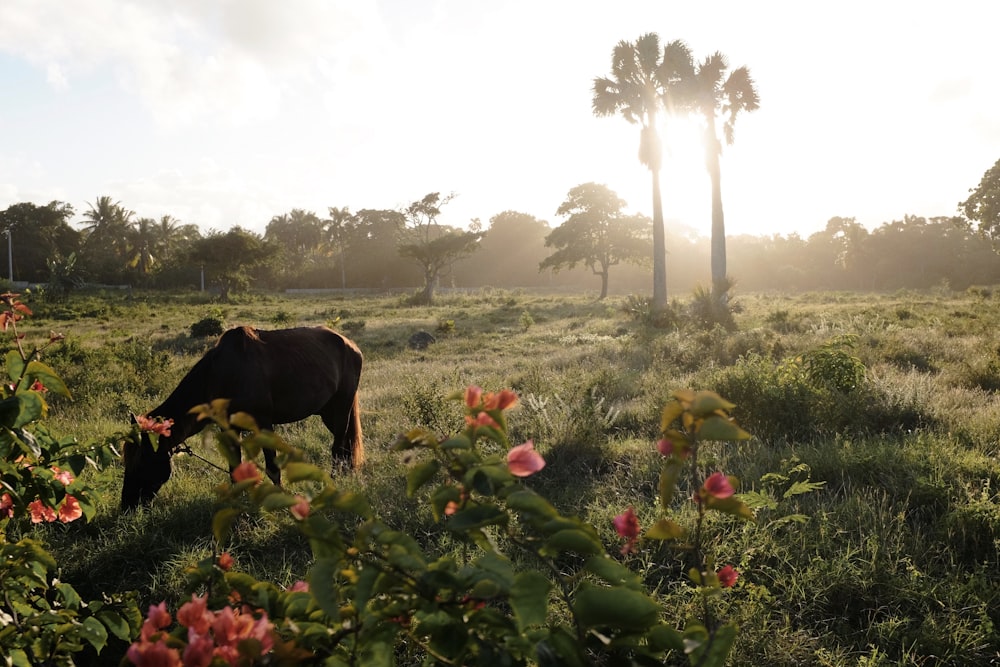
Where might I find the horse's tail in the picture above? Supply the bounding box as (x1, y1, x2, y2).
(348, 390, 364, 468)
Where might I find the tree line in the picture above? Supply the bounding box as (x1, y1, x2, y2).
(3, 189, 1000, 298)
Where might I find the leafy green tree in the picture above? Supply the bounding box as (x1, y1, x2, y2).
(398, 192, 482, 303)
(593, 35, 693, 311)
(0, 201, 81, 282)
(685, 51, 760, 299)
(540, 183, 650, 299)
(959, 157, 1000, 240)
(189, 227, 280, 300)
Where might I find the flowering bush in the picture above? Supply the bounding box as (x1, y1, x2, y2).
(0, 292, 141, 665)
(125, 383, 754, 665)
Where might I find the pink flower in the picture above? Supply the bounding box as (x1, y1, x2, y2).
(717, 564, 739, 588)
(177, 595, 213, 635)
(51, 466, 74, 486)
(287, 580, 309, 593)
(613, 506, 641, 554)
(484, 389, 518, 411)
(464, 385, 483, 408)
(507, 440, 545, 477)
(126, 638, 181, 667)
(702, 472, 735, 500)
(656, 438, 689, 459)
(30, 379, 46, 392)
(182, 632, 215, 667)
(136, 414, 173, 438)
(28, 499, 56, 523)
(58, 495, 82, 523)
(0, 493, 14, 519)
(210, 606, 275, 661)
(290, 495, 310, 520)
(217, 552, 234, 571)
(443, 500, 460, 516)
(465, 411, 499, 429)
(231, 461, 261, 485)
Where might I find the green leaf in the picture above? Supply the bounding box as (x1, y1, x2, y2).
(1, 391, 46, 428)
(23, 360, 71, 398)
(660, 400, 684, 432)
(212, 507, 240, 544)
(510, 571, 550, 631)
(696, 415, 750, 441)
(783, 479, 826, 498)
(406, 459, 440, 497)
(259, 491, 298, 512)
(584, 555, 642, 589)
(54, 582, 82, 610)
(96, 610, 132, 642)
(658, 459, 683, 508)
(688, 391, 735, 418)
(79, 616, 109, 654)
(505, 488, 558, 520)
(540, 528, 603, 557)
(647, 623, 685, 652)
(6, 350, 24, 383)
(285, 461, 327, 484)
(447, 503, 507, 532)
(704, 494, 755, 521)
(440, 435, 472, 450)
(645, 518, 686, 540)
(740, 490, 778, 511)
(688, 620, 738, 665)
(573, 582, 661, 631)
(308, 557, 342, 621)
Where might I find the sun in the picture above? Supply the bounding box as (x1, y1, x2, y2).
(658, 115, 712, 235)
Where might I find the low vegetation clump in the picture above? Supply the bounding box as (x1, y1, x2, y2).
(2, 287, 999, 665)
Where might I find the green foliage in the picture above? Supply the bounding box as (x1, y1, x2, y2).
(190, 316, 225, 338)
(0, 292, 141, 665)
(959, 157, 1000, 240)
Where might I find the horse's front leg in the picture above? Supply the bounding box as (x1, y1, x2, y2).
(256, 421, 281, 486)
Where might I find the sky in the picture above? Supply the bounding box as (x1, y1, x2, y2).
(1, 0, 997, 240)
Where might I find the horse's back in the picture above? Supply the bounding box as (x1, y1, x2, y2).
(215, 326, 361, 422)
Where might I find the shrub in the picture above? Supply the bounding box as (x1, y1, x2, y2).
(190, 317, 225, 338)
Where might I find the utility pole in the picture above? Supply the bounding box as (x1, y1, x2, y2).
(5, 228, 11, 283)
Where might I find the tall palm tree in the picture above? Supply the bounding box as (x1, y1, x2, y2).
(593, 34, 692, 312)
(81, 196, 134, 257)
(127, 217, 158, 275)
(325, 206, 354, 289)
(689, 53, 759, 299)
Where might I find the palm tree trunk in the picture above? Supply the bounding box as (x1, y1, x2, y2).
(651, 167, 667, 311)
(708, 148, 727, 298)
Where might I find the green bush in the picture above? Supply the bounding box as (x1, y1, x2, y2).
(190, 316, 225, 338)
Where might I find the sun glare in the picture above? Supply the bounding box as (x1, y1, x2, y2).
(659, 115, 712, 234)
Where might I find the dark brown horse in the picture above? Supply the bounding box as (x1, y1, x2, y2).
(121, 325, 363, 510)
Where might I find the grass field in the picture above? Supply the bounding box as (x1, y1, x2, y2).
(9, 286, 1000, 665)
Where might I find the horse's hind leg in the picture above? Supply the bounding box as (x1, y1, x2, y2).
(320, 394, 356, 469)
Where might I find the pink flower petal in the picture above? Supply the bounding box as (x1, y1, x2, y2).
(507, 440, 545, 477)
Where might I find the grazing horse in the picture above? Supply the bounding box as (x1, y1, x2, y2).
(121, 325, 363, 510)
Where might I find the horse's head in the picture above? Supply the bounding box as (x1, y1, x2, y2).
(120, 424, 174, 511)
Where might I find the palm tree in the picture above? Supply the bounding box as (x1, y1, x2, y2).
(689, 53, 759, 300)
(325, 207, 354, 289)
(593, 34, 693, 312)
(127, 217, 158, 275)
(80, 196, 134, 261)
